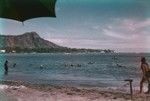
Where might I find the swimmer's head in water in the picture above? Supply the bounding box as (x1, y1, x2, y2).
(5, 60, 8, 63)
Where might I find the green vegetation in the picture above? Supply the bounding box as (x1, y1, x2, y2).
(0, 47, 114, 53)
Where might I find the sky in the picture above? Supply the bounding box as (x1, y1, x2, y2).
(0, 0, 150, 52)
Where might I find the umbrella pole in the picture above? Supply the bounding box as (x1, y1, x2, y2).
(124, 79, 133, 100)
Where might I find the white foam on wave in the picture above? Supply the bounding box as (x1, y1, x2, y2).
(0, 84, 26, 90)
(9, 85, 26, 89)
(0, 85, 8, 90)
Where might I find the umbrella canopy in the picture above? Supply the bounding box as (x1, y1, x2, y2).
(0, 0, 57, 22)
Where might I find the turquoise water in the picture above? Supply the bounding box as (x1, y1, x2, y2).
(0, 53, 148, 88)
(0, 54, 6, 80)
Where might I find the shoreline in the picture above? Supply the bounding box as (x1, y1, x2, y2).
(1, 81, 150, 101)
(0, 81, 150, 101)
(1, 84, 129, 101)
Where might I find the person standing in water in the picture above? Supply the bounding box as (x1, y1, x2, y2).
(4, 60, 8, 75)
(140, 57, 150, 93)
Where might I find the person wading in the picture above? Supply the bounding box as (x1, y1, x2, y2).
(4, 60, 8, 75)
(140, 57, 150, 94)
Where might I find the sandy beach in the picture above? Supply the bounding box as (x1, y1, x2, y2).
(0, 82, 150, 101)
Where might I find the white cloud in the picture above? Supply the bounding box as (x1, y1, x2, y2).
(102, 18, 150, 40)
(48, 39, 65, 44)
(43, 18, 150, 52)
(92, 25, 100, 30)
(102, 29, 127, 39)
(120, 19, 150, 33)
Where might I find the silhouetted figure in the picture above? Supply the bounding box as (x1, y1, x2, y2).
(13, 63, 16, 67)
(139, 57, 150, 93)
(4, 60, 8, 75)
(77, 64, 81, 67)
(40, 65, 44, 69)
(88, 62, 95, 64)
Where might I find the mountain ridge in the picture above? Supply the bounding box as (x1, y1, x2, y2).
(0, 32, 114, 53)
(0, 32, 64, 49)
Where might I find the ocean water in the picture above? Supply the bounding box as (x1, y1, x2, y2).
(0, 53, 149, 88)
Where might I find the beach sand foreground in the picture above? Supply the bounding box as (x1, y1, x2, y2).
(1, 84, 150, 101)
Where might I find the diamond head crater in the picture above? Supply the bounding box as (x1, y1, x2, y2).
(0, 32, 114, 53)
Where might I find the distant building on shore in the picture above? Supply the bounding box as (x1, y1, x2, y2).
(12, 50, 16, 53)
(0, 50, 6, 53)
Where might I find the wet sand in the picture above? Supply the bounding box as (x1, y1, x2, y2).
(0, 83, 150, 101)
(0, 80, 150, 101)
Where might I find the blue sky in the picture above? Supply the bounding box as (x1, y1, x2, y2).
(0, 0, 150, 52)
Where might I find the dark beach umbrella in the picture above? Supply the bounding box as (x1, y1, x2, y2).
(0, 0, 57, 22)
